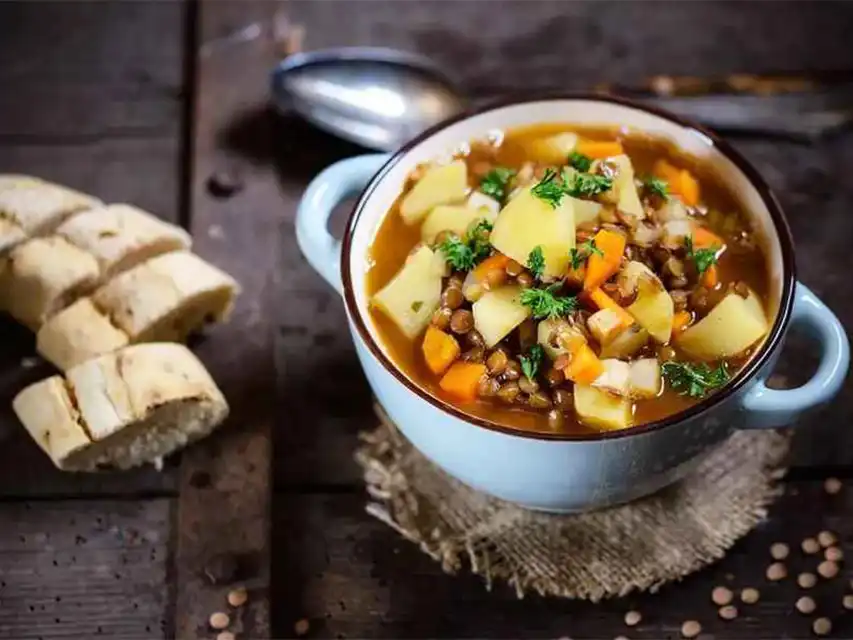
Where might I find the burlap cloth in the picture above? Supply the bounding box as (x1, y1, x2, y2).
(355, 404, 791, 601)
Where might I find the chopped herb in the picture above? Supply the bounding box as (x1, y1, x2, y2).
(530, 168, 566, 208)
(519, 344, 545, 381)
(527, 245, 546, 279)
(643, 176, 669, 200)
(438, 235, 476, 271)
(519, 283, 579, 320)
(685, 235, 719, 275)
(479, 167, 516, 203)
(468, 219, 493, 262)
(662, 361, 729, 398)
(411, 300, 424, 313)
(565, 170, 612, 198)
(568, 239, 604, 270)
(568, 151, 592, 172)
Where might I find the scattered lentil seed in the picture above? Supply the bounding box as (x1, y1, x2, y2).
(824, 477, 842, 494)
(796, 596, 816, 614)
(680, 620, 702, 638)
(844, 595, 853, 610)
(770, 542, 790, 560)
(227, 587, 248, 607)
(624, 610, 641, 626)
(802, 538, 821, 554)
(719, 605, 738, 620)
(712, 586, 733, 606)
(818, 531, 837, 548)
(766, 562, 787, 581)
(614, 636, 629, 640)
(209, 612, 230, 630)
(818, 560, 839, 579)
(825, 546, 844, 562)
(217, 633, 236, 640)
(294, 618, 310, 636)
(798, 572, 817, 589)
(813, 617, 832, 636)
(741, 587, 760, 604)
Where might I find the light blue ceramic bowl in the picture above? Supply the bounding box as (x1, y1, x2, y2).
(296, 96, 849, 512)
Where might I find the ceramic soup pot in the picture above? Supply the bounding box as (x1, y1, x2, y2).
(296, 96, 849, 513)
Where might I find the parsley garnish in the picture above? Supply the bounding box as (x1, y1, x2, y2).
(643, 176, 669, 200)
(468, 219, 493, 262)
(530, 168, 566, 208)
(685, 235, 719, 275)
(566, 171, 612, 198)
(527, 245, 545, 279)
(568, 239, 604, 270)
(479, 167, 516, 203)
(662, 361, 730, 398)
(519, 283, 579, 320)
(530, 168, 612, 208)
(568, 151, 592, 172)
(519, 344, 545, 381)
(438, 235, 476, 270)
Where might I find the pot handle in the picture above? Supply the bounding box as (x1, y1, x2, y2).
(741, 282, 849, 429)
(296, 153, 391, 294)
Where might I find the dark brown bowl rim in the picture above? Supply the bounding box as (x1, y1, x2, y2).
(340, 92, 796, 442)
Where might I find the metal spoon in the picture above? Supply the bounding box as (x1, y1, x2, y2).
(271, 47, 853, 149)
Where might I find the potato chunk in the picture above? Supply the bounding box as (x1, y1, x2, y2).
(592, 359, 631, 396)
(599, 324, 649, 360)
(420, 205, 496, 245)
(526, 132, 579, 164)
(603, 155, 644, 218)
(472, 285, 530, 348)
(676, 292, 769, 360)
(620, 261, 674, 343)
(587, 308, 625, 345)
(574, 384, 633, 431)
(536, 317, 581, 360)
(399, 161, 468, 225)
(372, 246, 444, 339)
(490, 187, 575, 279)
(629, 358, 662, 399)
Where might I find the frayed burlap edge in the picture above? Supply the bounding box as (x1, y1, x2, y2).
(355, 403, 790, 601)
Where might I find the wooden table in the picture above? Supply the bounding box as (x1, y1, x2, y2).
(1, 2, 852, 638)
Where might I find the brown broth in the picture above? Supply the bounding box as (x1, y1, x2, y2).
(366, 124, 770, 435)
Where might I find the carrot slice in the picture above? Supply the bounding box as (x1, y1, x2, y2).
(472, 253, 510, 283)
(654, 160, 701, 206)
(566, 342, 605, 385)
(439, 362, 487, 401)
(583, 229, 626, 291)
(691, 225, 724, 249)
(653, 159, 682, 185)
(575, 139, 624, 159)
(701, 264, 719, 288)
(673, 310, 693, 334)
(422, 326, 461, 375)
(588, 287, 635, 328)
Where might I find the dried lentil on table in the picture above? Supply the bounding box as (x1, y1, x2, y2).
(719, 605, 738, 620)
(824, 477, 842, 494)
(227, 587, 247, 607)
(770, 542, 789, 560)
(802, 537, 821, 554)
(818, 530, 837, 548)
(796, 596, 816, 614)
(818, 560, 839, 579)
(766, 562, 787, 581)
(680, 620, 702, 639)
(624, 610, 642, 626)
(209, 611, 230, 630)
(741, 587, 760, 604)
(844, 595, 853, 610)
(813, 617, 832, 636)
(825, 546, 843, 562)
(712, 586, 733, 606)
(294, 618, 310, 636)
(798, 572, 817, 589)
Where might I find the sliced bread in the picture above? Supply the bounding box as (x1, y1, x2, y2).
(13, 343, 229, 471)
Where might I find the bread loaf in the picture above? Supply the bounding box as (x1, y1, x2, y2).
(13, 343, 229, 471)
(55, 203, 191, 278)
(0, 176, 101, 253)
(36, 251, 239, 369)
(0, 236, 101, 329)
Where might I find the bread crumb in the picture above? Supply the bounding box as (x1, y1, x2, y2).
(217, 632, 236, 640)
(818, 531, 837, 548)
(294, 619, 310, 636)
(227, 587, 248, 607)
(802, 537, 821, 554)
(719, 605, 738, 620)
(680, 620, 701, 638)
(766, 562, 787, 581)
(712, 586, 733, 606)
(813, 617, 832, 636)
(818, 560, 839, 579)
(624, 610, 641, 626)
(209, 611, 230, 630)
(825, 546, 843, 562)
(844, 595, 853, 610)
(798, 572, 817, 589)
(824, 477, 842, 494)
(796, 596, 815, 614)
(741, 587, 760, 604)
(770, 542, 789, 560)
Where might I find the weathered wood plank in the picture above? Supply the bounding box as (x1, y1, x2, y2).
(272, 482, 853, 639)
(174, 3, 277, 638)
(0, 499, 172, 640)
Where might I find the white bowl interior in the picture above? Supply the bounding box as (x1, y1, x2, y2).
(348, 99, 784, 367)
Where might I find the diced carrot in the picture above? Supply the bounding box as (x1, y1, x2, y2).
(422, 326, 461, 375)
(575, 139, 624, 159)
(583, 229, 626, 291)
(701, 264, 719, 288)
(472, 253, 510, 283)
(566, 342, 605, 385)
(673, 310, 693, 334)
(653, 159, 682, 185)
(588, 287, 635, 328)
(678, 170, 700, 206)
(691, 224, 724, 249)
(439, 362, 487, 401)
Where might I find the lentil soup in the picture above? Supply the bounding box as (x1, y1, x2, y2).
(366, 124, 771, 435)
